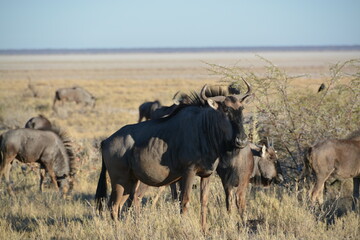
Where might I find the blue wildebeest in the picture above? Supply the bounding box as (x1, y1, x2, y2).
(138, 100, 162, 122)
(24, 115, 52, 130)
(53, 86, 96, 111)
(24, 116, 77, 193)
(95, 80, 252, 231)
(0, 128, 75, 196)
(135, 142, 283, 215)
(305, 130, 360, 210)
(138, 92, 190, 122)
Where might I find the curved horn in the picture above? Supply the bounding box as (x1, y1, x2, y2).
(200, 84, 208, 101)
(235, 78, 252, 102)
(172, 91, 180, 100)
(172, 91, 181, 105)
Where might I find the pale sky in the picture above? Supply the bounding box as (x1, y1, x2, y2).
(0, 0, 359, 49)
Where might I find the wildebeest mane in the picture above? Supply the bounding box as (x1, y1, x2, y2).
(47, 126, 76, 177)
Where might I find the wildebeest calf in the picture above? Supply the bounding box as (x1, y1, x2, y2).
(305, 130, 360, 210)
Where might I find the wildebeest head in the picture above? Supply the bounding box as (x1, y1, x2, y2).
(253, 144, 284, 186)
(200, 78, 252, 149)
(24, 115, 52, 130)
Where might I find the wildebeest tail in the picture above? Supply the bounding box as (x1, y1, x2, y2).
(53, 90, 60, 110)
(95, 142, 108, 212)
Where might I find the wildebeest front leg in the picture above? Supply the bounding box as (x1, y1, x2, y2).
(180, 170, 196, 214)
(39, 167, 46, 192)
(235, 183, 248, 217)
(224, 187, 234, 213)
(200, 177, 211, 233)
(2, 162, 15, 196)
(352, 178, 360, 211)
(170, 183, 178, 201)
(43, 164, 59, 192)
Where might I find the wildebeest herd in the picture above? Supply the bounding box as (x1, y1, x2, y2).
(0, 81, 359, 232)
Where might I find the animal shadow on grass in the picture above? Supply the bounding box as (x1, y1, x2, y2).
(6, 214, 93, 233)
(239, 218, 265, 234)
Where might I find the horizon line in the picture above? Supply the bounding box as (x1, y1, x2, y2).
(1, 45, 360, 55)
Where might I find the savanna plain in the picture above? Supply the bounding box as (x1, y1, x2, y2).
(0, 51, 359, 239)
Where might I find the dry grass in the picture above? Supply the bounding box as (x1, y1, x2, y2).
(0, 52, 359, 239)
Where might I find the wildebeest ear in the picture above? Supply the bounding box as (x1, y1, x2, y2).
(261, 145, 266, 157)
(207, 99, 218, 109)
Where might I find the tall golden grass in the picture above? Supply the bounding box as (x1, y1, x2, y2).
(0, 55, 359, 239)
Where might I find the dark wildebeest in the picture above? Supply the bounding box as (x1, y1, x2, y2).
(149, 92, 191, 120)
(138, 92, 191, 122)
(24, 115, 52, 130)
(0, 128, 75, 196)
(304, 130, 360, 210)
(138, 100, 162, 122)
(53, 86, 96, 111)
(95, 80, 252, 231)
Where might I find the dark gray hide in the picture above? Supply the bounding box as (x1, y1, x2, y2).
(95, 80, 252, 230)
(0, 128, 71, 196)
(53, 86, 96, 110)
(25, 115, 52, 130)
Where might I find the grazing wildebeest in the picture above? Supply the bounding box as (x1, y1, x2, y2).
(138, 100, 162, 122)
(305, 130, 360, 210)
(24, 115, 52, 130)
(53, 86, 96, 111)
(95, 80, 252, 231)
(0, 128, 75, 196)
(24, 116, 77, 193)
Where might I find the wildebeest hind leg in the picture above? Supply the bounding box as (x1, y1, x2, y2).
(352, 178, 360, 211)
(44, 165, 59, 192)
(150, 185, 165, 208)
(109, 184, 125, 220)
(311, 172, 332, 205)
